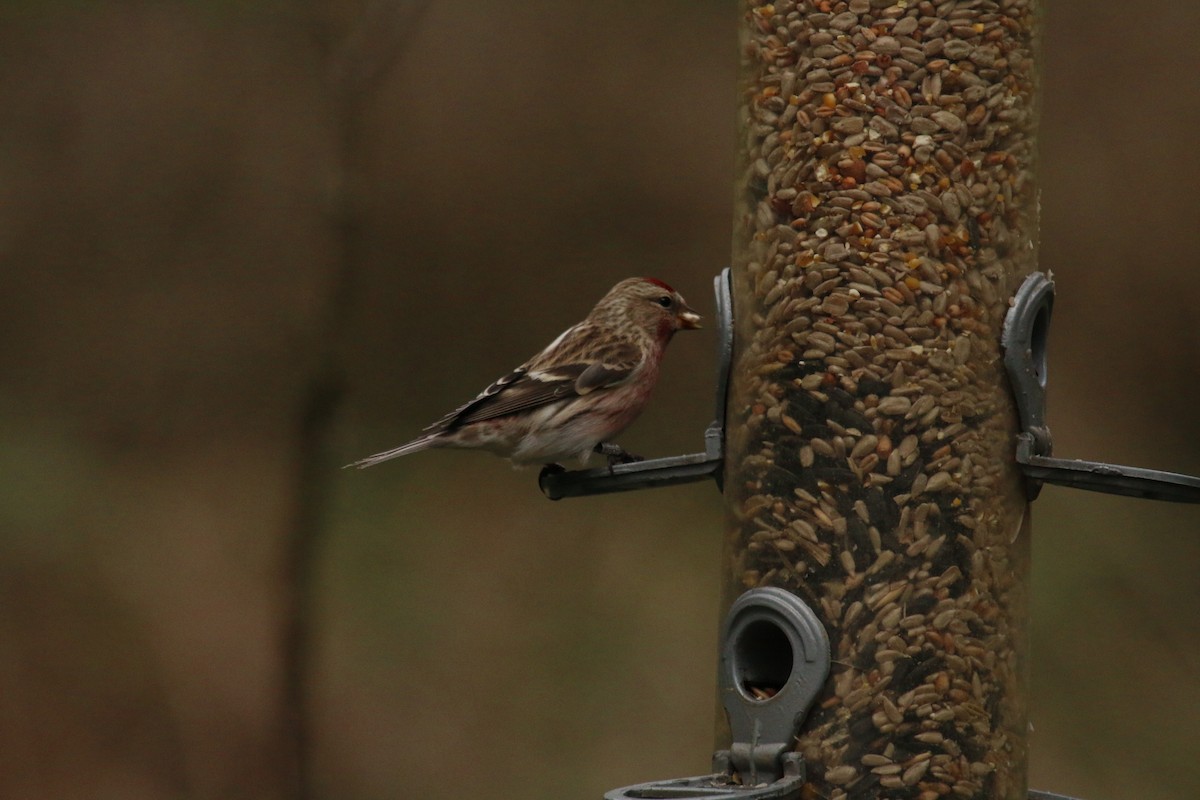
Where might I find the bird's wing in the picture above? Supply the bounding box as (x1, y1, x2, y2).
(573, 341, 643, 394)
(441, 365, 583, 428)
(431, 340, 644, 430)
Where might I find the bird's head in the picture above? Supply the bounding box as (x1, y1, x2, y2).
(595, 277, 702, 341)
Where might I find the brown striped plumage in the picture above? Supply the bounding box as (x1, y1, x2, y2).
(348, 277, 700, 469)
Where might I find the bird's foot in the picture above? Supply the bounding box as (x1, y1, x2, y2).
(594, 442, 643, 472)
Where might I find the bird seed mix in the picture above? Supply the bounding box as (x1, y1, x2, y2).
(723, 1, 1039, 798)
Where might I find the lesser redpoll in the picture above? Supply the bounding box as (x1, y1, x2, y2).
(349, 277, 701, 469)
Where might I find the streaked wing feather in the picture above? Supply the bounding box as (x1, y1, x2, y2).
(432, 330, 643, 429)
(435, 365, 584, 429)
(423, 367, 528, 432)
(574, 342, 642, 394)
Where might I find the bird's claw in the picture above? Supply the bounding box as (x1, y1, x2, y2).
(594, 442, 643, 472)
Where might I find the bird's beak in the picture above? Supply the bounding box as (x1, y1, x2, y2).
(677, 305, 702, 330)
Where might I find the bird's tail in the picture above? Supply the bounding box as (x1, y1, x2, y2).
(344, 435, 437, 469)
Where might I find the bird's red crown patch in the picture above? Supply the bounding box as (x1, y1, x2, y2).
(643, 277, 675, 293)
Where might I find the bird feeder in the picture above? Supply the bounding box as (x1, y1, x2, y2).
(538, 3, 1199, 800)
(721, 2, 1039, 795)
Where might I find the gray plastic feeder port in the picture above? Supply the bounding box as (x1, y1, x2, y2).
(717, 587, 831, 786)
(604, 588, 830, 800)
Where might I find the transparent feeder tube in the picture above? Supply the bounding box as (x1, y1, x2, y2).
(722, 2, 1040, 799)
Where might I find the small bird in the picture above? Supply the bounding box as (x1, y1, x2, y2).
(349, 277, 701, 469)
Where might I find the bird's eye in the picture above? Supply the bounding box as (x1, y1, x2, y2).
(655, 295, 673, 308)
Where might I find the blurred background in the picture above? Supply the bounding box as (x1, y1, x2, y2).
(1, 1, 1197, 799)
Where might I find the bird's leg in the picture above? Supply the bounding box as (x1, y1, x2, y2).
(594, 442, 643, 470)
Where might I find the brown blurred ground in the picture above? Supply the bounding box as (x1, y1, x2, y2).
(0, 2, 1197, 799)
